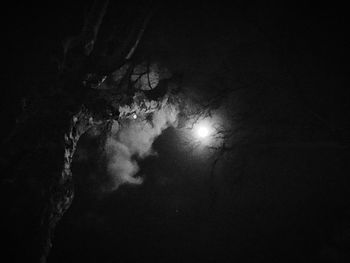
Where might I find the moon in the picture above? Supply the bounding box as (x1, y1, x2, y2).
(194, 124, 211, 140)
(196, 126, 209, 138)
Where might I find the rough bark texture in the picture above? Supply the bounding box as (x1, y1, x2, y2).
(18, 2, 157, 262)
(38, 108, 97, 263)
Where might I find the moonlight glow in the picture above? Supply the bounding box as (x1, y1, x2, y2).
(196, 125, 210, 139)
(193, 120, 213, 142)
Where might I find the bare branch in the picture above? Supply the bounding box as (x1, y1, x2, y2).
(82, 0, 110, 55)
(125, 9, 154, 60)
(94, 7, 155, 75)
(62, 0, 109, 69)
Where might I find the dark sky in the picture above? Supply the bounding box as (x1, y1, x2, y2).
(1, 1, 349, 263)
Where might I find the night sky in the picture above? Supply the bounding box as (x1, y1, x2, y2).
(1, 1, 349, 263)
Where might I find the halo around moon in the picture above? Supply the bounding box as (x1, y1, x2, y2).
(196, 125, 210, 139)
(193, 121, 212, 141)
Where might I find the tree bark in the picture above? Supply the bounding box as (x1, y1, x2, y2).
(37, 108, 98, 263)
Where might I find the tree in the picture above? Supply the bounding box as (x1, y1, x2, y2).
(1, 2, 178, 262)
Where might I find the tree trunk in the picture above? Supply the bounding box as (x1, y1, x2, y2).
(1, 3, 156, 261)
(37, 108, 98, 263)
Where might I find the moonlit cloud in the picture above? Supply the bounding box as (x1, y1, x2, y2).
(104, 95, 179, 191)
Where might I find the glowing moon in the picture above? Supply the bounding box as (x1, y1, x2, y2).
(195, 125, 210, 139)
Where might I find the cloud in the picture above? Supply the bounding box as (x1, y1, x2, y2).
(104, 98, 179, 191)
(105, 138, 141, 187)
